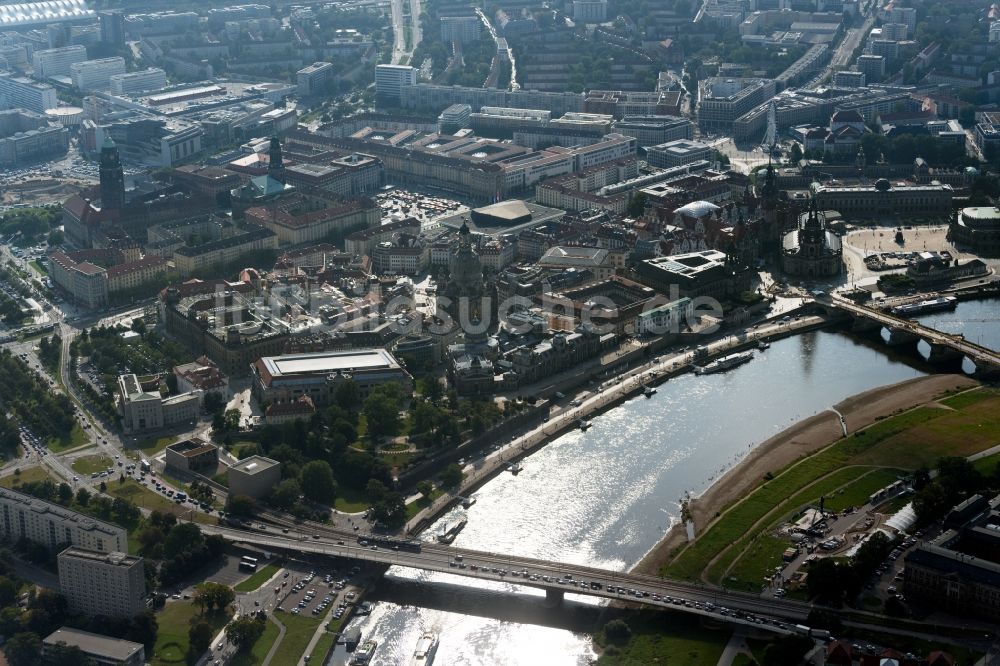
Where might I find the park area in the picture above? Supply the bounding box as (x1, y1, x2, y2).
(664, 387, 1000, 590)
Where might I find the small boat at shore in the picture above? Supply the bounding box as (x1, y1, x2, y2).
(350, 640, 378, 665)
(436, 518, 468, 544)
(409, 632, 439, 666)
(643, 385, 656, 397)
(461, 496, 477, 509)
(695, 351, 755, 375)
(507, 461, 522, 475)
(757, 340, 770, 350)
(578, 419, 591, 430)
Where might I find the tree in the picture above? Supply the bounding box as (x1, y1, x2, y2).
(225, 616, 266, 650)
(362, 384, 402, 442)
(269, 478, 301, 510)
(626, 191, 648, 217)
(789, 143, 803, 162)
(335, 379, 360, 410)
(194, 583, 234, 614)
(57, 483, 72, 504)
(0, 576, 16, 606)
(761, 635, 813, 666)
(603, 619, 631, 645)
(3, 632, 42, 666)
(416, 480, 433, 499)
(163, 523, 204, 560)
(203, 391, 225, 415)
(44, 642, 86, 666)
(188, 620, 214, 657)
(137, 525, 165, 558)
(75, 488, 91, 506)
(366, 478, 387, 502)
(300, 460, 336, 505)
(440, 463, 464, 489)
(226, 494, 257, 518)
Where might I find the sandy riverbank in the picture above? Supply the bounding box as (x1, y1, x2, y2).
(632, 373, 980, 576)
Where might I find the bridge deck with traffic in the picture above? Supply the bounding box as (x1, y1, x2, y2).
(202, 522, 810, 634)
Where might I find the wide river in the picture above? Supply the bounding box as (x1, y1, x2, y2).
(332, 300, 998, 666)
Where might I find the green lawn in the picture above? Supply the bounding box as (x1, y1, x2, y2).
(107, 479, 195, 517)
(234, 563, 281, 592)
(939, 387, 994, 410)
(334, 485, 370, 513)
(405, 488, 443, 520)
(269, 613, 322, 666)
(137, 435, 178, 455)
(973, 450, 1000, 475)
(229, 617, 281, 666)
(732, 654, 756, 666)
(722, 467, 904, 589)
(0, 465, 53, 488)
(308, 631, 336, 664)
(667, 391, 1000, 587)
(824, 468, 905, 513)
(29, 260, 47, 276)
(594, 611, 729, 665)
(48, 424, 90, 452)
(72, 454, 112, 475)
(152, 602, 230, 666)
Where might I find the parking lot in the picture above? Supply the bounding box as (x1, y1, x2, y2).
(276, 563, 367, 625)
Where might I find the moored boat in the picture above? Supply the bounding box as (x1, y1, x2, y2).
(694, 351, 755, 375)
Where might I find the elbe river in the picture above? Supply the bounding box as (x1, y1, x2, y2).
(331, 299, 999, 665)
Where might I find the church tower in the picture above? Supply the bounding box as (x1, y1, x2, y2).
(445, 222, 488, 334)
(99, 136, 125, 211)
(268, 137, 285, 183)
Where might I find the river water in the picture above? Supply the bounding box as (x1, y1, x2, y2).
(915, 298, 1000, 359)
(331, 309, 997, 665)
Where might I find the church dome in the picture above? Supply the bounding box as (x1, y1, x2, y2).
(874, 178, 892, 192)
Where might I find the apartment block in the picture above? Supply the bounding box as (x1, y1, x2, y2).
(57, 547, 146, 618)
(109, 68, 166, 96)
(440, 15, 482, 44)
(71, 57, 126, 92)
(0, 487, 127, 552)
(32, 44, 86, 78)
(0, 73, 58, 112)
(375, 64, 416, 103)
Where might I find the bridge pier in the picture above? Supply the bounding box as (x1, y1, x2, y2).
(925, 343, 963, 365)
(850, 316, 881, 333)
(543, 588, 564, 608)
(882, 326, 920, 347)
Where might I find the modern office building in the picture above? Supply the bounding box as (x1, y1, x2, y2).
(698, 77, 777, 133)
(32, 44, 86, 78)
(0, 487, 127, 552)
(832, 70, 865, 87)
(99, 10, 126, 47)
(375, 64, 416, 103)
(613, 115, 694, 147)
(164, 438, 219, 474)
(57, 547, 146, 619)
(297, 61, 335, 97)
(44, 628, 144, 666)
(71, 57, 126, 92)
(0, 108, 68, 166)
(438, 103, 471, 133)
(0, 73, 58, 112)
(646, 139, 713, 168)
(251, 349, 413, 407)
(440, 15, 482, 44)
(110, 68, 166, 96)
(227, 455, 281, 499)
(856, 54, 886, 82)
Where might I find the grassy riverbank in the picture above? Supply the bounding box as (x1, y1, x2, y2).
(663, 385, 1000, 589)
